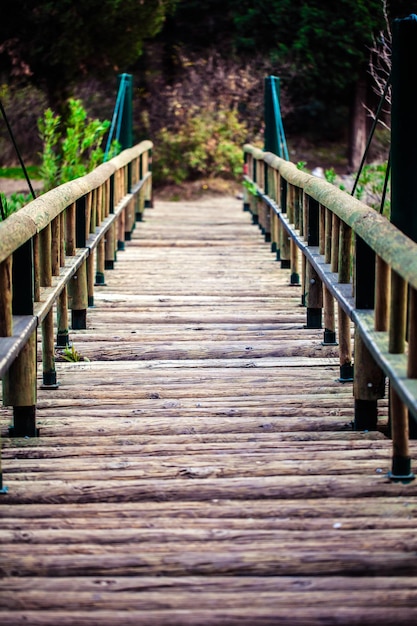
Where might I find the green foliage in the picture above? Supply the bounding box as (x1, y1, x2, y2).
(0, 1, 177, 111)
(61, 344, 90, 363)
(243, 179, 258, 196)
(0, 192, 30, 221)
(38, 99, 111, 191)
(154, 107, 247, 185)
(353, 162, 390, 217)
(324, 168, 337, 185)
(296, 161, 308, 171)
(0, 166, 40, 179)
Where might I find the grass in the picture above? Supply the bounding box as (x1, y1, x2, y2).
(0, 165, 41, 179)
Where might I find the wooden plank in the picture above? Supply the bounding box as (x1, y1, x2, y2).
(0, 195, 416, 624)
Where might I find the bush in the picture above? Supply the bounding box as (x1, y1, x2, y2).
(353, 161, 390, 217)
(0, 191, 31, 221)
(153, 106, 248, 185)
(38, 98, 113, 191)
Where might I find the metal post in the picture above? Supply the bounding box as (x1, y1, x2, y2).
(118, 73, 133, 150)
(389, 14, 417, 479)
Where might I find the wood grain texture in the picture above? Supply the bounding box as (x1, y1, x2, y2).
(0, 195, 415, 624)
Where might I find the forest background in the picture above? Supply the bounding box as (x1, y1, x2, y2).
(0, 0, 416, 197)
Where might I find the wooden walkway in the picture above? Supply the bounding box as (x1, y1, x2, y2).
(1, 195, 417, 625)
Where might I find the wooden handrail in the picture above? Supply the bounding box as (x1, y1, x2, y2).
(0, 141, 152, 473)
(244, 143, 416, 483)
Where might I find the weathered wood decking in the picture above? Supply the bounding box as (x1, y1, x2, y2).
(1, 195, 417, 625)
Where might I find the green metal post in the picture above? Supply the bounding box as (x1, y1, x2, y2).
(264, 76, 281, 157)
(118, 73, 133, 150)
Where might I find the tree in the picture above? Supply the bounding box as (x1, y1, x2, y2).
(0, 0, 176, 114)
(231, 1, 386, 167)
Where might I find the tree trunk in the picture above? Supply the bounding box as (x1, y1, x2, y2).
(348, 73, 368, 172)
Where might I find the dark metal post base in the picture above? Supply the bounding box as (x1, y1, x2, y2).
(354, 399, 378, 431)
(9, 405, 39, 437)
(339, 363, 354, 383)
(72, 309, 87, 330)
(388, 455, 415, 483)
(305, 307, 322, 329)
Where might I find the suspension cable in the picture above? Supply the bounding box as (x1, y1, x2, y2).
(0, 99, 37, 200)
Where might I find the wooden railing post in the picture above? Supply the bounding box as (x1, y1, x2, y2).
(4, 331, 37, 437)
(3, 240, 37, 437)
(353, 235, 384, 430)
(0, 257, 13, 337)
(322, 207, 337, 346)
(0, 140, 152, 444)
(68, 261, 88, 330)
(388, 270, 414, 480)
(305, 196, 322, 328)
(57, 286, 70, 347)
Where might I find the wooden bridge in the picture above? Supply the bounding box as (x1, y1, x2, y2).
(1, 142, 417, 624)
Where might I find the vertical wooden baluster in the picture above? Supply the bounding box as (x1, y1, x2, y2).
(56, 286, 70, 347)
(301, 252, 307, 308)
(66, 203, 76, 256)
(68, 261, 88, 330)
(118, 208, 126, 251)
(324, 208, 332, 265)
(126, 198, 135, 239)
(388, 270, 413, 479)
(331, 214, 340, 274)
(389, 270, 407, 354)
(40, 219, 59, 388)
(390, 387, 412, 480)
(59, 212, 65, 267)
(333, 216, 350, 380)
(319, 204, 325, 256)
(105, 224, 116, 270)
(323, 289, 336, 345)
(33, 233, 40, 302)
(375, 257, 390, 332)
(56, 209, 69, 347)
(305, 195, 322, 328)
(95, 238, 106, 286)
(305, 262, 323, 328)
(0, 256, 13, 490)
(322, 207, 336, 345)
(87, 253, 95, 308)
(0, 257, 13, 337)
(273, 171, 281, 261)
(407, 286, 417, 378)
(51, 216, 60, 276)
(145, 149, 153, 209)
(41, 309, 58, 388)
(353, 235, 383, 428)
(96, 184, 103, 227)
(5, 238, 37, 437)
(407, 286, 417, 439)
(85, 192, 92, 242)
(89, 189, 97, 235)
(39, 224, 52, 287)
(290, 240, 300, 286)
(338, 306, 353, 383)
(4, 331, 38, 437)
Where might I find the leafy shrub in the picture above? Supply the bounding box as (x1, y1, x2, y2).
(0, 192, 31, 221)
(153, 106, 248, 185)
(38, 98, 112, 191)
(352, 162, 390, 217)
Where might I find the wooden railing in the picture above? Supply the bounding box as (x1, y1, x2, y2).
(0, 141, 152, 487)
(244, 144, 417, 483)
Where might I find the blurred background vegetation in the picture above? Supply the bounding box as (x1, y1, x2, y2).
(0, 0, 415, 202)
